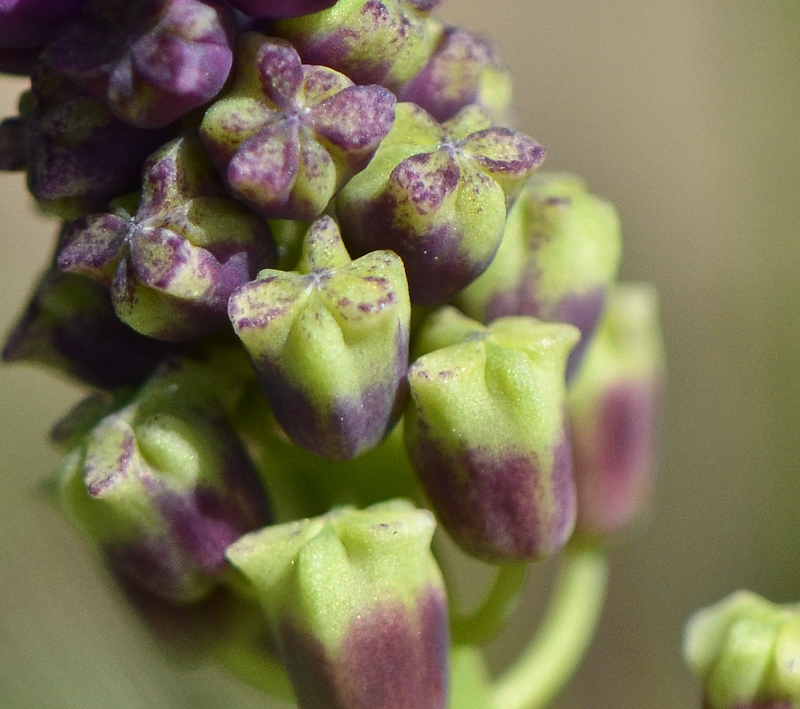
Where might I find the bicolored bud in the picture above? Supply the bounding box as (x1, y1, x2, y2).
(2, 260, 169, 389)
(229, 215, 410, 460)
(226, 499, 449, 709)
(567, 284, 665, 536)
(396, 23, 513, 124)
(200, 33, 396, 221)
(405, 307, 579, 562)
(22, 59, 175, 217)
(46, 0, 236, 129)
(456, 172, 622, 379)
(58, 135, 275, 341)
(0, 0, 82, 49)
(226, 0, 337, 19)
(684, 591, 800, 709)
(337, 103, 545, 305)
(56, 358, 271, 603)
(273, 0, 442, 90)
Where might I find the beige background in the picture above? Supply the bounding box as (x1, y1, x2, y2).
(1, 2, 799, 707)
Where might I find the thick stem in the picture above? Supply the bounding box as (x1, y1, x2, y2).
(450, 562, 528, 646)
(490, 543, 608, 709)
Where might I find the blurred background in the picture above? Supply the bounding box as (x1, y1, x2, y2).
(1, 1, 799, 707)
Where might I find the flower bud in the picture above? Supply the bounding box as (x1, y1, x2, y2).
(46, 0, 236, 129)
(229, 215, 410, 460)
(456, 172, 621, 379)
(0, 0, 82, 49)
(22, 59, 175, 217)
(56, 359, 271, 603)
(684, 591, 800, 709)
(58, 134, 275, 341)
(396, 23, 513, 124)
(405, 307, 579, 562)
(273, 0, 441, 90)
(200, 33, 396, 221)
(567, 284, 665, 536)
(337, 103, 545, 305)
(226, 0, 337, 19)
(2, 260, 169, 389)
(226, 499, 449, 709)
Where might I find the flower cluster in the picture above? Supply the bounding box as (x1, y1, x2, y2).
(1, 1, 665, 708)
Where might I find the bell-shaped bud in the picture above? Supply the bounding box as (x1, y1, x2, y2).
(46, 0, 236, 129)
(567, 284, 665, 537)
(405, 307, 579, 562)
(200, 33, 396, 221)
(21, 59, 175, 217)
(2, 259, 170, 389)
(229, 215, 410, 460)
(56, 358, 272, 603)
(0, 0, 83, 49)
(396, 23, 513, 124)
(684, 591, 800, 709)
(226, 499, 449, 709)
(273, 0, 441, 90)
(456, 172, 622, 379)
(58, 135, 275, 341)
(226, 0, 337, 19)
(337, 103, 545, 305)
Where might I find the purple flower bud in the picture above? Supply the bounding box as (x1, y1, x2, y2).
(58, 135, 276, 341)
(57, 359, 271, 603)
(229, 215, 410, 460)
(200, 33, 396, 221)
(273, 0, 442, 90)
(22, 60, 175, 217)
(337, 103, 545, 305)
(0, 0, 83, 49)
(227, 500, 449, 709)
(396, 24, 513, 123)
(567, 284, 665, 537)
(226, 0, 337, 19)
(46, 0, 236, 129)
(2, 257, 170, 389)
(456, 172, 622, 379)
(405, 307, 579, 562)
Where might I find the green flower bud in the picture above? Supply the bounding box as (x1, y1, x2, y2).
(273, 0, 442, 90)
(337, 103, 545, 305)
(56, 359, 271, 603)
(684, 591, 800, 709)
(405, 306, 579, 562)
(229, 215, 411, 460)
(456, 172, 621, 379)
(226, 499, 449, 709)
(567, 284, 665, 537)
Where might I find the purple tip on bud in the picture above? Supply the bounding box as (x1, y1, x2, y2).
(46, 0, 236, 129)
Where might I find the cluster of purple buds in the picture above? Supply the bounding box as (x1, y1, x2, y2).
(2, 1, 666, 708)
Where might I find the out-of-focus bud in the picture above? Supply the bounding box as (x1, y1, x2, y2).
(21, 60, 175, 217)
(56, 358, 271, 603)
(396, 23, 513, 124)
(0, 115, 26, 169)
(229, 215, 410, 460)
(567, 284, 665, 537)
(58, 135, 275, 341)
(226, 0, 337, 19)
(0, 0, 82, 49)
(46, 0, 236, 129)
(456, 173, 621, 379)
(405, 307, 579, 562)
(337, 103, 545, 306)
(273, 0, 441, 90)
(2, 260, 169, 389)
(0, 47, 40, 75)
(200, 33, 395, 221)
(684, 591, 800, 709)
(226, 499, 449, 709)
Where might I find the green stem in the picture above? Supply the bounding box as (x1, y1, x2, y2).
(450, 562, 528, 646)
(490, 543, 609, 709)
